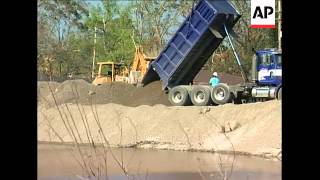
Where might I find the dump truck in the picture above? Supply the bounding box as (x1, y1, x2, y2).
(142, 0, 282, 106)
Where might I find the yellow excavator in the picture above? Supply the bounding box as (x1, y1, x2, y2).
(92, 46, 156, 85)
(92, 61, 129, 85)
(127, 46, 156, 84)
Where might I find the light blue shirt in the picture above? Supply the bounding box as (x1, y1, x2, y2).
(209, 77, 220, 87)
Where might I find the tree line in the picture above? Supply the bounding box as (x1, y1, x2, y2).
(37, 0, 279, 81)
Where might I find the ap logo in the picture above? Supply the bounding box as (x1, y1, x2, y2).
(251, 0, 275, 28)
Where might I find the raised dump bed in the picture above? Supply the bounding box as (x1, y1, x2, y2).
(142, 0, 240, 90)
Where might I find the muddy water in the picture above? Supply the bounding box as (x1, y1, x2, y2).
(38, 143, 281, 180)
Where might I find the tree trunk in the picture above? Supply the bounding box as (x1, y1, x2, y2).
(59, 62, 62, 79)
(278, 0, 281, 50)
(92, 26, 97, 78)
(49, 62, 53, 81)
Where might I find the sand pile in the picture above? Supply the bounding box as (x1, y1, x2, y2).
(38, 80, 170, 107)
(38, 81, 60, 101)
(38, 100, 281, 159)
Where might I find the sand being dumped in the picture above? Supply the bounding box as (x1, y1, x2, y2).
(38, 80, 171, 107)
(38, 100, 281, 159)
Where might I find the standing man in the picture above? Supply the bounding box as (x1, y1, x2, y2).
(209, 72, 220, 87)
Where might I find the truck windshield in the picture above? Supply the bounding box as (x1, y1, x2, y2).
(275, 54, 282, 67)
(258, 53, 272, 66)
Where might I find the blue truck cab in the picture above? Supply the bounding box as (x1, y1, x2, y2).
(255, 49, 282, 86)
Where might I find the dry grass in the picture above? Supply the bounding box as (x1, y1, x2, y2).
(41, 81, 138, 179)
(199, 113, 236, 180)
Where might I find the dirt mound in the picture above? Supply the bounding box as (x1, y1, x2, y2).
(129, 81, 170, 106)
(55, 79, 92, 104)
(38, 81, 60, 103)
(38, 100, 281, 159)
(86, 81, 169, 106)
(38, 74, 245, 108)
(38, 80, 170, 107)
(38, 79, 92, 107)
(193, 70, 244, 85)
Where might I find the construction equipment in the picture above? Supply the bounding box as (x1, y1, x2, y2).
(142, 0, 282, 106)
(91, 47, 155, 85)
(127, 47, 156, 84)
(92, 61, 129, 85)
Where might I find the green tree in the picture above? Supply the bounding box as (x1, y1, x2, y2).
(132, 0, 195, 56)
(84, 1, 136, 66)
(37, 0, 89, 80)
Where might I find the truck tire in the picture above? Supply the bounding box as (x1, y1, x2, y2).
(277, 87, 282, 100)
(190, 86, 211, 106)
(136, 82, 143, 88)
(211, 83, 231, 105)
(168, 86, 190, 106)
(233, 97, 243, 104)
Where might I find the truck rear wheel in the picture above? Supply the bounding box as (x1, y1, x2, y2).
(211, 83, 231, 105)
(277, 87, 282, 100)
(168, 86, 190, 106)
(190, 86, 211, 106)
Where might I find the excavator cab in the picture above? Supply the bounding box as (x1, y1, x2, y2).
(92, 61, 128, 85)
